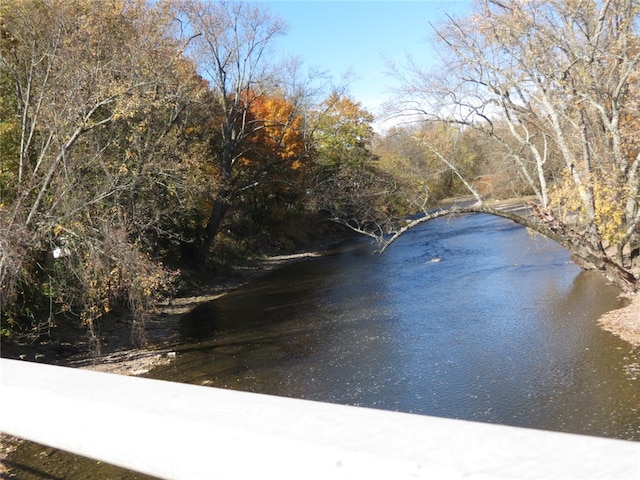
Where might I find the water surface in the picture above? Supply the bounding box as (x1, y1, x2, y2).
(8, 213, 640, 479)
(151, 214, 640, 440)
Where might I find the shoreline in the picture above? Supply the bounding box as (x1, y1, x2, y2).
(72, 247, 340, 375)
(598, 292, 640, 347)
(2, 241, 346, 373)
(0, 245, 343, 477)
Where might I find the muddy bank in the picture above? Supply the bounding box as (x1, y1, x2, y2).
(1, 243, 342, 371)
(74, 248, 333, 375)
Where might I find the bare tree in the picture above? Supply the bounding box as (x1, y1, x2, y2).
(383, 0, 640, 291)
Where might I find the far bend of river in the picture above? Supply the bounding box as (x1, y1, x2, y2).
(149, 213, 640, 441)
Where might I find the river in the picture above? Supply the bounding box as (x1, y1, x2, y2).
(151, 213, 640, 440)
(6, 213, 640, 479)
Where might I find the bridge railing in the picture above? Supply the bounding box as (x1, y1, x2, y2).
(1, 358, 639, 479)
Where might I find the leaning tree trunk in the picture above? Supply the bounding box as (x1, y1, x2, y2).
(370, 202, 638, 293)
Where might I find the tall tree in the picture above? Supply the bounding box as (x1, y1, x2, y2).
(182, 0, 313, 264)
(383, 0, 640, 292)
(239, 93, 309, 218)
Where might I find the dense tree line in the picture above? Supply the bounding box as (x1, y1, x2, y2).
(0, 0, 406, 348)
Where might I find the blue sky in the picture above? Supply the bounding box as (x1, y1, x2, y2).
(257, 1, 471, 117)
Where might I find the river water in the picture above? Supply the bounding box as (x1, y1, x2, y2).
(7, 213, 640, 479)
(150, 213, 640, 440)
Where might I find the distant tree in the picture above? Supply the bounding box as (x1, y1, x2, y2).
(313, 93, 376, 172)
(373, 126, 436, 206)
(382, 0, 640, 292)
(375, 122, 505, 210)
(310, 94, 409, 239)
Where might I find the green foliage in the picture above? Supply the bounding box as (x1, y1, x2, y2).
(309, 93, 409, 225)
(313, 93, 376, 174)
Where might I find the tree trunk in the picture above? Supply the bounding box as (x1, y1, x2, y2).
(194, 198, 229, 266)
(371, 203, 638, 293)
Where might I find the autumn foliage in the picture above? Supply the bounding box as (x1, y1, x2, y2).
(0, 0, 379, 346)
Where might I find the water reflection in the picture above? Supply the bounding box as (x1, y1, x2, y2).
(150, 214, 640, 441)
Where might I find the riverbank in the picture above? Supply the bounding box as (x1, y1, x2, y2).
(73, 247, 340, 375)
(0, 244, 345, 478)
(1, 236, 345, 369)
(599, 293, 640, 347)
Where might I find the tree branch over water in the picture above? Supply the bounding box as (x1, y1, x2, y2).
(379, 0, 640, 292)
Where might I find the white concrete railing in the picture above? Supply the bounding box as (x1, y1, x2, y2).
(1, 358, 639, 479)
